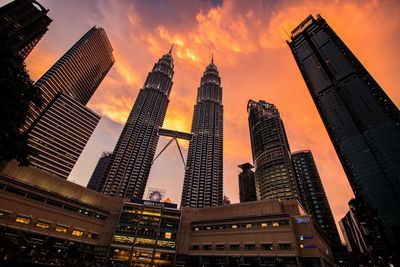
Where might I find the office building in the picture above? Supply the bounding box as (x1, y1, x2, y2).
(23, 26, 114, 133)
(100, 48, 174, 199)
(181, 57, 223, 208)
(238, 162, 257, 202)
(288, 14, 400, 249)
(0, 0, 52, 59)
(339, 208, 370, 266)
(0, 160, 124, 266)
(292, 150, 345, 264)
(86, 152, 112, 191)
(247, 100, 298, 200)
(25, 26, 114, 178)
(28, 93, 100, 179)
(109, 199, 180, 266)
(176, 199, 335, 267)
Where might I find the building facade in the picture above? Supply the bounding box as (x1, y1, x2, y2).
(238, 162, 257, 203)
(291, 150, 345, 264)
(247, 100, 298, 200)
(288, 14, 400, 249)
(23, 26, 114, 133)
(176, 199, 335, 267)
(109, 199, 180, 266)
(0, 161, 124, 266)
(28, 93, 100, 179)
(0, 0, 52, 59)
(86, 151, 112, 191)
(339, 208, 370, 266)
(181, 57, 223, 208)
(100, 48, 174, 199)
(25, 26, 114, 179)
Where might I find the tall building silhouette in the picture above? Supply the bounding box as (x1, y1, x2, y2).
(100, 48, 174, 199)
(238, 162, 256, 203)
(181, 57, 223, 207)
(87, 152, 112, 191)
(247, 100, 298, 200)
(288, 14, 400, 248)
(23, 26, 114, 132)
(0, 0, 52, 59)
(292, 150, 344, 263)
(27, 27, 114, 178)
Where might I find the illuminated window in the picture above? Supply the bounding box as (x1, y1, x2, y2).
(72, 229, 83, 237)
(194, 227, 200, 231)
(261, 223, 268, 227)
(55, 226, 68, 233)
(245, 224, 252, 228)
(300, 244, 304, 249)
(88, 233, 98, 239)
(231, 225, 237, 229)
(15, 217, 30, 224)
(164, 232, 172, 239)
(272, 222, 279, 227)
(36, 222, 50, 229)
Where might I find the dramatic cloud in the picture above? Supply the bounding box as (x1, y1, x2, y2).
(23, 0, 400, 237)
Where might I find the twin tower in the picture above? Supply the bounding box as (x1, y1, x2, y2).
(98, 48, 223, 208)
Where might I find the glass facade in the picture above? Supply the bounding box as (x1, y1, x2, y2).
(109, 200, 180, 266)
(288, 14, 400, 248)
(247, 100, 298, 200)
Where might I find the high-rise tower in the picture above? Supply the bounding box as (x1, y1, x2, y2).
(288, 14, 400, 248)
(0, 0, 52, 59)
(238, 162, 257, 203)
(100, 48, 174, 199)
(181, 56, 223, 208)
(247, 100, 298, 200)
(87, 152, 112, 191)
(27, 26, 114, 178)
(23, 26, 114, 133)
(292, 150, 345, 263)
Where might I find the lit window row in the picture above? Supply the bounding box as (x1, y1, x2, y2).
(190, 243, 293, 251)
(191, 220, 290, 232)
(13, 215, 98, 239)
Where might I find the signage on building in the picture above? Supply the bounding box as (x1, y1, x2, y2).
(295, 217, 311, 224)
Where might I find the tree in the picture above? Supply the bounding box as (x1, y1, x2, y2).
(0, 40, 42, 166)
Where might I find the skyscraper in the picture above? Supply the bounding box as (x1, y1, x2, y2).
(87, 152, 112, 191)
(27, 26, 114, 178)
(0, 0, 52, 59)
(181, 57, 223, 208)
(291, 150, 344, 262)
(288, 14, 400, 248)
(23, 26, 115, 133)
(247, 100, 298, 200)
(100, 48, 174, 199)
(238, 162, 257, 203)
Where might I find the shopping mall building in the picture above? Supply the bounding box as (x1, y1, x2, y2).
(0, 161, 334, 266)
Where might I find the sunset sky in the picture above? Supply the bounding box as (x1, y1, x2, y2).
(10, 0, 400, 232)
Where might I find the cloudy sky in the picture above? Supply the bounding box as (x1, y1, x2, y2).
(14, 0, 400, 232)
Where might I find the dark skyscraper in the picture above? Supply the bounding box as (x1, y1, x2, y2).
(288, 14, 400, 248)
(247, 100, 298, 200)
(0, 0, 52, 59)
(100, 48, 174, 199)
(87, 152, 112, 191)
(27, 26, 114, 178)
(23, 26, 115, 133)
(238, 162, 256, 203)
(181, 57, 223, 208)
(292, 150, 344, 262)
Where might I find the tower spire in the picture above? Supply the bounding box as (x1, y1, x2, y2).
(169, 43, 174, 54)
(211, 52, 214, 64)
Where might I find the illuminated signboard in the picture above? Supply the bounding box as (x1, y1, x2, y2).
(299, 235, 313, 240)
(295, 217, 311, 224)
